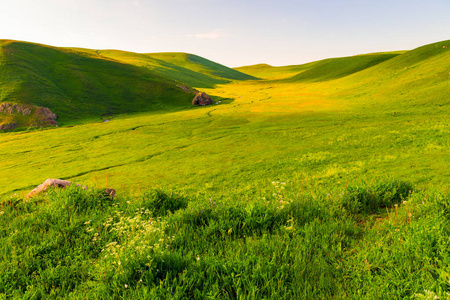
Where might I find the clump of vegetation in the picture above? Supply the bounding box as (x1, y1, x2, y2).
(1, 180, 449, 299)
(341, 180, 414, 213)
(140, 189, 188, 216)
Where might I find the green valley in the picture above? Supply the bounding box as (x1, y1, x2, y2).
(0, 39, 449, 299)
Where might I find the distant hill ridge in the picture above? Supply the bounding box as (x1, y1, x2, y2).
(235, 40, 449, 83)
(72, 49, 258, 88)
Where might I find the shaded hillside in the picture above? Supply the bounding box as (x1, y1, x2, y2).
(95, 51, 258, 88)
(282, 52, 402, 83)
(0, 40, 195, 124)
(235, 52, 404, 81)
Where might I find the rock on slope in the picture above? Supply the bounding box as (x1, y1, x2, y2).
(0, 102, 57, 130)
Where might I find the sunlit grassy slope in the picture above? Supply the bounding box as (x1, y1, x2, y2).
(0, 40, 449, 198)
(235, 63, 316, 80)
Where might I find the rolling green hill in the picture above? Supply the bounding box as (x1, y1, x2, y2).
(283, 52, 402, 83)
(234, 63, 316, 80)
(0, 40, 198, 124)
(235, 40, 449, 113)
(93, 50, 257, 88)
(236, 52, 405, 81)
(0, 41, 258, 128)
(317, 40, 450, 112)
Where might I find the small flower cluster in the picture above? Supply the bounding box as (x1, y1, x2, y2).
(271, 181, 291, 209)
(284, 217, 295, 232)
(414, 289, 450, 299)
(98, 208, 174, 278)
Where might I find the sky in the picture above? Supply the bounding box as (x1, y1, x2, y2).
(1, 0, 449, 67)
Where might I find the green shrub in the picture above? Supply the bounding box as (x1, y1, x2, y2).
(47, 186, 115, 212)
(341, 180, 414, 213)
(140, 189, 188, 217)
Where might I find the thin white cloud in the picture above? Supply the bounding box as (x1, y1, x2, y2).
(187, 29, 225, 39)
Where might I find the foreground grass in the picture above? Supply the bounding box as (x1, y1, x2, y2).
(1, 180, 449, 299)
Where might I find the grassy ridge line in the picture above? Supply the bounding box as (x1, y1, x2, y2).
(92, 50, 258, 88)
(146, 52, 257, 81)
(282, 53, 401, 83)
(234, 62, 317, 80)
(235, 51, 406, 80)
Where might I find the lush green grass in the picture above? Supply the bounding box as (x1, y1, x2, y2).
(1, 180, 449, 299)
(0, 39, 449, 298)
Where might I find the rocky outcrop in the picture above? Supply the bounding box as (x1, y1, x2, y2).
(0, 102, 58, 130)
(27, 179, 75, 198)
(176, 85, 213, 106)
(35, 106, 57, 120)
(0, 123, 18, 130)
(192, 92, 213, 106)
(27, 178, 116, 199)
(0, 103, 32, 115)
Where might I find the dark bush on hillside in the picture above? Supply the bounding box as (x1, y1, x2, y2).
(342, 180, 413, 213)
(141, 189, 188, 216)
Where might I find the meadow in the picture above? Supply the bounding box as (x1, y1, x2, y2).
(0, 39, 449, 298)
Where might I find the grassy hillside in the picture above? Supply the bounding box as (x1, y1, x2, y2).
(235, 63, 316, 80)
(94, 50, 257, 88)
(0, 40, 195, 123)
(330, 40, 450, 111)
(283, 52, 402, 83)
(235, 52, 406, 81)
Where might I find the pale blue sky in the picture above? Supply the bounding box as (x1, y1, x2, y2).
(1, 0, 449, 67)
